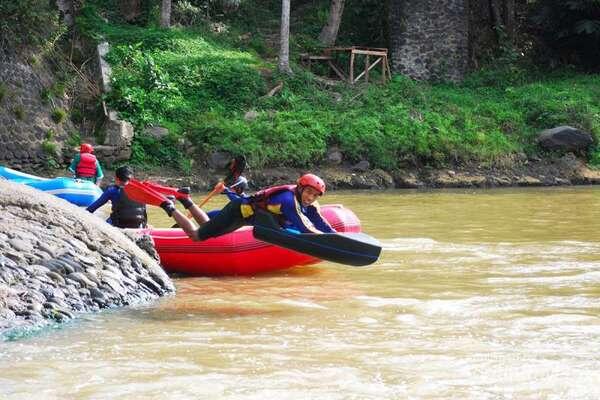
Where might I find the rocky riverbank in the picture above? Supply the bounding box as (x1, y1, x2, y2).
(129, 153, 600, 192)
(0, 179, 174, 339)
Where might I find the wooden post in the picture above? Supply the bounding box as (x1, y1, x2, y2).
(382, 55, 386, 84)
(365, 55, 370, 83)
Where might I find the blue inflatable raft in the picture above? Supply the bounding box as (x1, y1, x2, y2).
(0, 166, 103, 207)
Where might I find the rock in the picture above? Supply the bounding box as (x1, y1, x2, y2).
(244, 110, 259, 121)
(392, 170, 422, 189)
(326, 146, 343, 165)
(516, 176, 543, 186)
(352, 160, 370, 172)
(537, 126, 593, 153)
(207, 151, 232, 169)
(0, 179, 175, 336)
(430, 171, 486, 188)
(554, 177, 571, 185)
(144, 126, 170, 139)
(371, 169, 395, 189)
(123, 231, 160, 262)
(238, 32, 252, 41)
(67, 272, 98, 288)
(576, 166, 600, 184)
(557, 153, 582, 172)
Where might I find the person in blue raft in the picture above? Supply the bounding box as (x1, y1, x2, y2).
(162, 173, 335, 241)
(87, 166, 148, 229)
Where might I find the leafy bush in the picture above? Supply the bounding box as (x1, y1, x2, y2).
(130, 133, 188, 170)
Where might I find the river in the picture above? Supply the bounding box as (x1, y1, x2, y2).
(2, 187, 600, 399)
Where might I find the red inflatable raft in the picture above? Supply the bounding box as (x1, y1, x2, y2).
(142, 204, 362, 276)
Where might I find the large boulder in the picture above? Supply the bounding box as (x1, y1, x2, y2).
(0, 179, 174, 337)
(537, 126, 593, 153)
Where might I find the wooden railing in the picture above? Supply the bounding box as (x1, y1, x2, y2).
(300, 46, 392, 84)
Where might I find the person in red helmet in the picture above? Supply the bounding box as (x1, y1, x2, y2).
(67, 143, 104, 185)
(158, 173, 335, 241)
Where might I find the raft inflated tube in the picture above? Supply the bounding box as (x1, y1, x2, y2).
(0, 165, 46, 182)
(144, 204, 369, 276)
(0, 166, 102, 207)
(252, 210, 382, 266)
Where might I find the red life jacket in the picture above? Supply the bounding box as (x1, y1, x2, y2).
(249, 184, 296, 211)
(76, 153, 97, 178)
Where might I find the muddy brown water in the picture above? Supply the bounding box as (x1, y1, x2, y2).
(2, 187, 600, 399)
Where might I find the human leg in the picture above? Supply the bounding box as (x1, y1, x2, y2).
(193, 200, 247, 241)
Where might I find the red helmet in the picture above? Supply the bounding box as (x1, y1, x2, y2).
(297, 173, 326, 195)
(80, 143, 94, 154)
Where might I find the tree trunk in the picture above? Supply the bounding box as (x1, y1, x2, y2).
(278, 0, 293, 74)
(160, 0, 172, 28)
(318, 0, 345, 47)
(489, 0, 503, 40)
(120, 0, 141, 22)
(504, 0, 516, 43)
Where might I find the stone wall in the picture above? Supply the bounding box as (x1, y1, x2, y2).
(0, 51, 74, 170)
(95, 42, 134, 166)
(0, 41, 135, 171)
(389, 0, 469, 82)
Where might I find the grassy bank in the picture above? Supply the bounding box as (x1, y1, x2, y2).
(79, 1, 600, 172)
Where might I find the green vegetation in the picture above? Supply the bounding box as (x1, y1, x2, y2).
(41, 139, 57, 155)
(0, 83, 6, 102)
(66, 131, 82, 148)
(78, 1, 600, 171)
(42, 129, 60, 168)
(41, 82, 68, 105)
(0, 0, 60, 48)
(13, 106, 24, 121)
(51, 108, 67, 124)
(70, 107, 84, 124)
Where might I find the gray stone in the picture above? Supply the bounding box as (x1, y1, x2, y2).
(8, 238, 33, 253)
(326, 146, 343, 165)
(144, 126, 170, 139)
(0, 179, 175, 335)
(244, 110, 259, 121)
(207, 151, 232, 169)
(352, 160, 370, 172)
(537, 126, 593, 153)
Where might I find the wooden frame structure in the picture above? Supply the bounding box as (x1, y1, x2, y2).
(300, 46, 392, 84)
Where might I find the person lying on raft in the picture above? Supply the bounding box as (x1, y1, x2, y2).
(86, 166, 148, 229)
(159, 173, 336, 241)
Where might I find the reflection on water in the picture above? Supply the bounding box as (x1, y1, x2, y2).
(2, 187, 600, 399)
